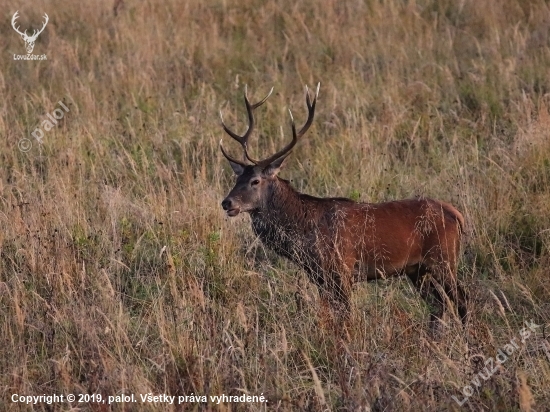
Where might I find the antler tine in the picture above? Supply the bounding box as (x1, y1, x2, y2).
(11, 11, 26, 37)
(255, 82, 320, 168)
(220, 86, 274, 165)
(248, 85, 274, 110)
(219, 139, 247, 167)
(30, 13, 49, 39)
(297, 82, 320, 138)
(220, 110, 248, 144)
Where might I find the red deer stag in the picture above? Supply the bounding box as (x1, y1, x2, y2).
(220, 84, 467, 331)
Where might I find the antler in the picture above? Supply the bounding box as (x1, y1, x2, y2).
(220, 83, 320, 168)
(28, 13, 49, 40)
(11, 11, 48, 40)
(220, 86, 274, 166)
(11, 11, 26, 38)
(255, 83, 319, 167)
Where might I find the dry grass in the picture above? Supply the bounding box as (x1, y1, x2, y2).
(1, 0, 550, 410)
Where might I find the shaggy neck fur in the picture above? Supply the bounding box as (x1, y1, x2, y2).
(249, 178, 318, 262)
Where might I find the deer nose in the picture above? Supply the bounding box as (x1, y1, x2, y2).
(221, 199, 232, 210)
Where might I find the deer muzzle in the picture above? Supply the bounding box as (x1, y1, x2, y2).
(221, 198, 241, 216)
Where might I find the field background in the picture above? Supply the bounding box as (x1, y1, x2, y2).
(1, 0, 550, 410)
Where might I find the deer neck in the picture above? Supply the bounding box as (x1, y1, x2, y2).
(249, 178, 318, 258)
(251, 179, 305, 224)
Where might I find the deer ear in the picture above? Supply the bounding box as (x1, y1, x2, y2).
(227, 159, 245, 176)
(262, 153, 289, 177)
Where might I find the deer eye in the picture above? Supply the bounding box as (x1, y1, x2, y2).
(251, 179, 260, 186)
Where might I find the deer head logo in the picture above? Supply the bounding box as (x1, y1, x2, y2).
(12, 11, 49, 54)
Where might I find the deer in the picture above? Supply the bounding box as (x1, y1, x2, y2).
(12, 11, 49, 54)
(219, 84, 467, 333)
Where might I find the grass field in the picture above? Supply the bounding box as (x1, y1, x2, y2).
(1, 0, 550, 410)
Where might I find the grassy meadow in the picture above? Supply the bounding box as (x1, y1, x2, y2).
(1, 0, 550, 410)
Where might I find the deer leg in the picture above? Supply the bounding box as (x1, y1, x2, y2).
(319, 290, 335, 329)
(323, 288, 351, 321)
(440, 274, 468, 324)
(317, 270, 352, 339)
(457, 284, 468, 324)
(407, 266, 444, 330)
(428, 252, 468, 325)
(429, 236, 468, 325)
(318, 284, 352, 399)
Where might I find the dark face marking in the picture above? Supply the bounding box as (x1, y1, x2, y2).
(222, 166, 268, 216)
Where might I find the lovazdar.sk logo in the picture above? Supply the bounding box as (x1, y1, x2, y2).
(12, 10, 48, 60)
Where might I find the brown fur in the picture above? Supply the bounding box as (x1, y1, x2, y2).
(224, 174, 467, 330)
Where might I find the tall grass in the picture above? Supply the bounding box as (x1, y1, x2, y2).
(1, 0, 549, 410)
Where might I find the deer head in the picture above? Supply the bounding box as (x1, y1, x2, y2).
(12, 11, 49, 54)
(220, 84, 319, 216)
